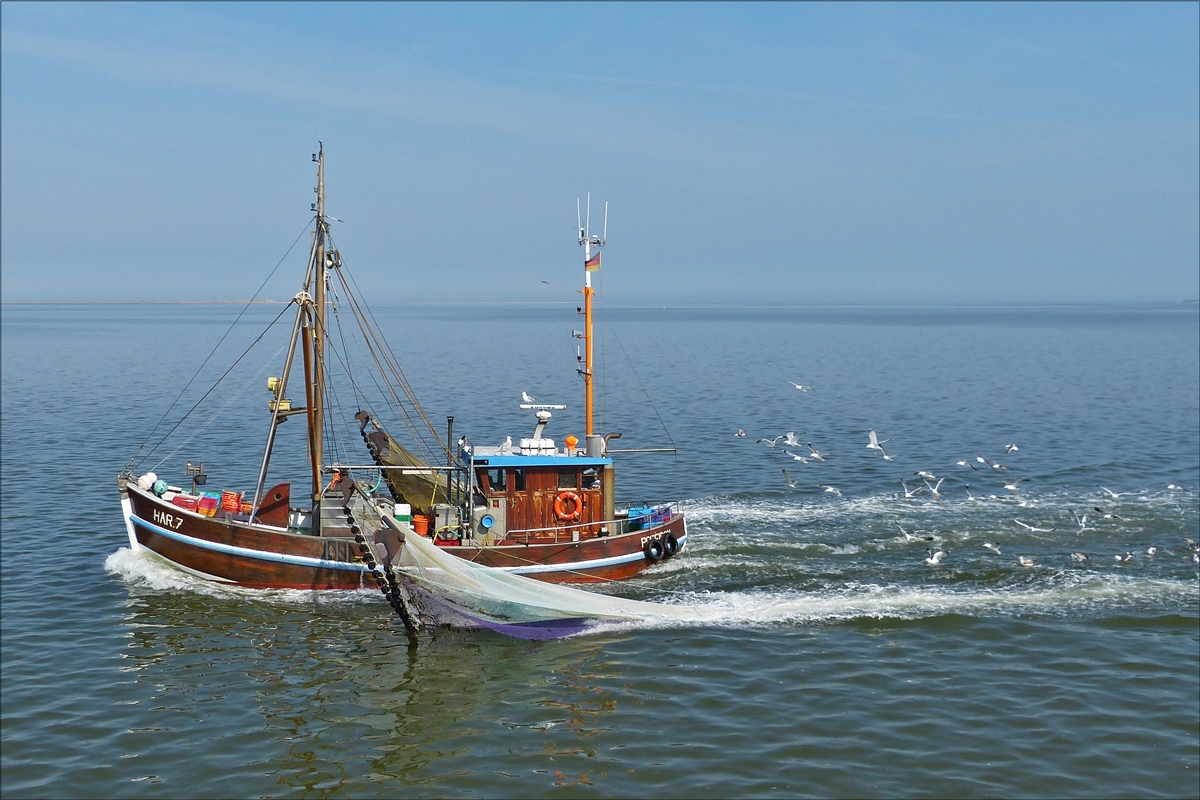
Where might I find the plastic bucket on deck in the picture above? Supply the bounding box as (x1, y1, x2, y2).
(411, 514, 430, 535)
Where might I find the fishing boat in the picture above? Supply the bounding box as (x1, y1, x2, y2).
(118, 146, 687, 618)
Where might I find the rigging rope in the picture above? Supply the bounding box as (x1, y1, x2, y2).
(605, 319, 678, 454)
(127, 218, 313, 472)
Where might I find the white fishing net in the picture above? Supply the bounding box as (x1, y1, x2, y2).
(382, 515, 711, 629)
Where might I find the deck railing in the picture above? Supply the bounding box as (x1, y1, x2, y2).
(502, 500, 681, 545)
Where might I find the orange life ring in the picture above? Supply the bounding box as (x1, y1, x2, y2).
(554, 490, 582, 521)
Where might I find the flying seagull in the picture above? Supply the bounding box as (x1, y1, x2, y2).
(788, 382, 812, 392)
(784, 450, 809, 463)
(983, 541, 1002, 555)
(756, 436, 784, 448)
(1098, 487, 1123, 500)
(925, 548, 950, 565)
(806, 443, 826, 462)
(734, 429, 747, 437)
(898, 524, 933, 542)
(783, 431, 806, 447)
(1115, 552, 1133, 563)
(823, 485, 842, 498)
(1004, 443, 1019, 454)
(901, 480, 923, 500)
(1013, 518, 1054, 532)
(1003, 478, 1028, 493)
(782, 469, 799, 489)
(924, 477, 945, 499)
(976, 455, 1008, 470)
(867, 430, 892, 452)
(956, 458, 978, 471)
(915, 470, 936, 481)
(1070, 552, 1089, 561)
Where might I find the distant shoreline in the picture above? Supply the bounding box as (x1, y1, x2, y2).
(3, 299, 1197, 307)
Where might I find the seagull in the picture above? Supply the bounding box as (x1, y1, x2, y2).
(1099, 487, 1122, 500)
(756, 436, 784, 448)
(1146, 546, 1158, 556)
(1092, 506, 1121, 520)
(784, 450, 810, 463)
(806, 443, 826, 462)
(823, 485, 842, 498)
(782, 469, 799, 489)
(734, 429, 747, 437)
(783, 431, 806, 447)
(788, 382, 812, 392)
(898, 524, 933, 542)
(1003, 478, 1028, 493)
(1018, 556, 1036, 567)
(521, 391, 536, 403)
(924, 477, 945, 499)
(983, 542, 1002, 555)
(1005, 443, 1019, 454)
(1070, 510, 1089, 532)
(880, 445, 894, 462)
(1070, 552, 1089, 561)
(867, 430, 892, 452)
(499, 435, 513, 453)
(1184, 538, 1198, 549)
(925, 548, 950, 565)
(915, 471, 936, 481)
(964, 484, 978, 501)
(956, 459, 978, 471)
(901, 480, 924, 500)
(1167, 484, 1183, 491)
(1013, 518, 1054, 532)
(976, 455, 1008, 470)
(1115, 552, 1133, 563)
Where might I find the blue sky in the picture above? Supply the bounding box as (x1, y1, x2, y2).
(2, 2, 1197, 303)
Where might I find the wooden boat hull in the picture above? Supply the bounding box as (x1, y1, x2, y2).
(121, 483, 686, 588)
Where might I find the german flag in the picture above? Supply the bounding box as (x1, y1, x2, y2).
(584, 252, 601, 271)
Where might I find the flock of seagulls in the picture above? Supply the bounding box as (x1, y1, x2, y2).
(739, 380, 1198, 571)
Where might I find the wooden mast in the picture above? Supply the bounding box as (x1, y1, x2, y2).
(311, 145, 327, 524)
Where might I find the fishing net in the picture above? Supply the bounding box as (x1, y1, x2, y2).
(380, 515, 711, 636)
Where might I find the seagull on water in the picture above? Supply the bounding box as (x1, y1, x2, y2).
(1003, 478, 1028, 493)
(983, 542, 1002, 555)
(521, 391, 536, 403)
(1013, 518, 1054, 532)
(784, 450, 810, 463)
(823, 485, 842, 498)
(734, 429, 747, 437)
(956, 459, 978, 471)
(782, 469, 799, 489)
(756, 436, 784, 448)
(925, 548, 950, 565)
(1005, 443, 1019, 454)
(1115, 552, 1133, 563)
(976, 455, 1008, 470)
(1099, 487, 1123, 500)
(1092, 506, 1121, 520)
(1018, 556, 1036, 567)
(1146, 546, 1158, 556)
(788, 382, 812, 392)
(806, 443, 826, 462)
(1167, 484, 1183, 491)
(901, 480, 923, 500)
(1070, 552, 1089, 561)
(924, 477, 945, 500)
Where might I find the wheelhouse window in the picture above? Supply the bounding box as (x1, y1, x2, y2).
(512, 469, 526, 492)
(484, 468, 506, 494)
(558, 469, 579, 490)
(582, 467, 601, 490)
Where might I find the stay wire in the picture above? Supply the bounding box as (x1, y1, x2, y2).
(128, 218, 314, 471)
(605, 319, 677, 453)
(136, 303, 294, 471)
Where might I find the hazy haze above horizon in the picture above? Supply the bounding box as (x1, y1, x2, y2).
(2, 2, 1197, 304)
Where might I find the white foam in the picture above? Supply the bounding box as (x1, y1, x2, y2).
(103, 547, 379, 608)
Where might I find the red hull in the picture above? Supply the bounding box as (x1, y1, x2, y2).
(122, 484, 685, 588)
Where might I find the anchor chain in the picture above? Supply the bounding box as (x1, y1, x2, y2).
(340, 501, 421, 635)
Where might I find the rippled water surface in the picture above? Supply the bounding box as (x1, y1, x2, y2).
(2, 302, 1198, 798)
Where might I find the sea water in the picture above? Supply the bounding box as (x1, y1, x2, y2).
(2, 302, 1197, 798)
